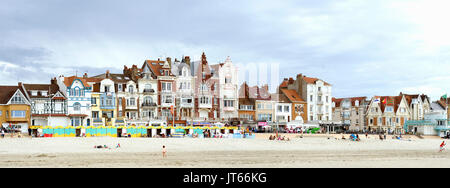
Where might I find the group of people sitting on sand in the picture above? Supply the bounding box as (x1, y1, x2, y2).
(94, 143, 121, 149)
(269, 135, 290, 141)
(340, 134, 360, 141)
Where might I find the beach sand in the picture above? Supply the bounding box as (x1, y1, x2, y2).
(0, 134, 448, 168)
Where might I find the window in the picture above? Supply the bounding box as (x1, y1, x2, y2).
(224, 100, 234, 107)
(225, 77, 231, 84)
(118, 84, 122, 91)
(163, 95, 173, 104)
(278, 106, 283, 112)
(385, 106, 393, 112)
(92, 111, 99, 119)
(0, 110, 2, 117)
(11, 110, 26, 118)
(31, 91, 38, 96)
(128, 85, 134, 93)
(91, 98, 97, 105)
(144, 96, 153, 104)
(162, 82, 172, 92)
(11, 93, 26, 104)
(310, 95, 313, 102)
(74, 102, 81, 111)
(200, 96, 210, 104)
(284, 106, 290, 112)
(41, 91, 48, 96)
(129, 98, 136, 106)
(201, 84, 208, 91)
(258, 103, 263, 109)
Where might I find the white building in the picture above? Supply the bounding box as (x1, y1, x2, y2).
(57, 75, 101, 126)
(217, 57, 239, 119)
(284, 74, 333, 124)
(172, 57, 195, 120)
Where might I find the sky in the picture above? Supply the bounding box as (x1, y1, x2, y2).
(0, 0, 449, 100)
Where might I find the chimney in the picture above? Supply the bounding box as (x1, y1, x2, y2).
(106, 70, 110, 78)
(185, 56, 191, 66)
(166, 57, 172, 67)
(18, 82, 23, 87)
(263, 84, 269, 91)
(83, 73, 88, 78)
(51, 77, 57, 85)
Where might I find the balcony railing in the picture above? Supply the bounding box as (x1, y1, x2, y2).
(142, 102, 157, 107)
(143, 89, 155, 94)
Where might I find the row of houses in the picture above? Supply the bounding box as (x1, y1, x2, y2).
(0, 52, 448, 136)
(332, 94, 450, 136)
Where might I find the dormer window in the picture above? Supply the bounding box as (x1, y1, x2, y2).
(41, 91, 48, 96)
(31, 91, 38, 96)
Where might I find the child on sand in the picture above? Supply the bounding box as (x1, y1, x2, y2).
(162, 145, 167, 158)
(440, 141, 446, 152)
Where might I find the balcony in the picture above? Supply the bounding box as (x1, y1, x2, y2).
(223, 107, 235, 111)
(199, 103, 212, 109)
(125, 105, 138, 110)
(143, 89, 155, 94)
(142, 102, 157, 107)
(317, 101, 324, 105)
(180, 103, 194, 108)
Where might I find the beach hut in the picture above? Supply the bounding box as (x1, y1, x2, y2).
(86, 126, 96, 137)
(127, 126, 136, 137)
(137, 126, 146, 137)
(43, 126, 53, 137)
(74, 126, 84, 137)
(106, 126, 117, 137)
(64, 126, 76, 137)
(53, 126, 62, 137)
(97, 126, 107, 137)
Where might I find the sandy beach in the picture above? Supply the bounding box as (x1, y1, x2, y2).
(0, 134, 449, 168)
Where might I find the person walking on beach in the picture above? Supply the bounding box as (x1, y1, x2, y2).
(439, 141, 446, 152)
(162, 145, 167, 158)
(1, 129, 4, 138)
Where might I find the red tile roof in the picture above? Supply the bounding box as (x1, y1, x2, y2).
(281, 89, 304, 103)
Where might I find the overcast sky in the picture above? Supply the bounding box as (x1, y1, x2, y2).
(1, 0, 449, 100)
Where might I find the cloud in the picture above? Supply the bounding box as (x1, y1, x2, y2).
(0, 0, 449, 100)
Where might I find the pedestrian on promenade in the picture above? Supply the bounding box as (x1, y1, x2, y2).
(440, 141, 446, 152)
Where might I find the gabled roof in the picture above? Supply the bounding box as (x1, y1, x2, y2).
(302, 75, 331, 86)
(281, 89, 304, 103)
(142, 59, 174, 77)
(0, 86, 21, 104)
(92, 73, 131, 83)
(23, 81, 62, 99)
(63, 76, 102, 88)
(332, 97, 367, 108)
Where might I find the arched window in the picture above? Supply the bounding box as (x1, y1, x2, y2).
(144, 96, 153, 104)
(74, 102, 81, 111)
